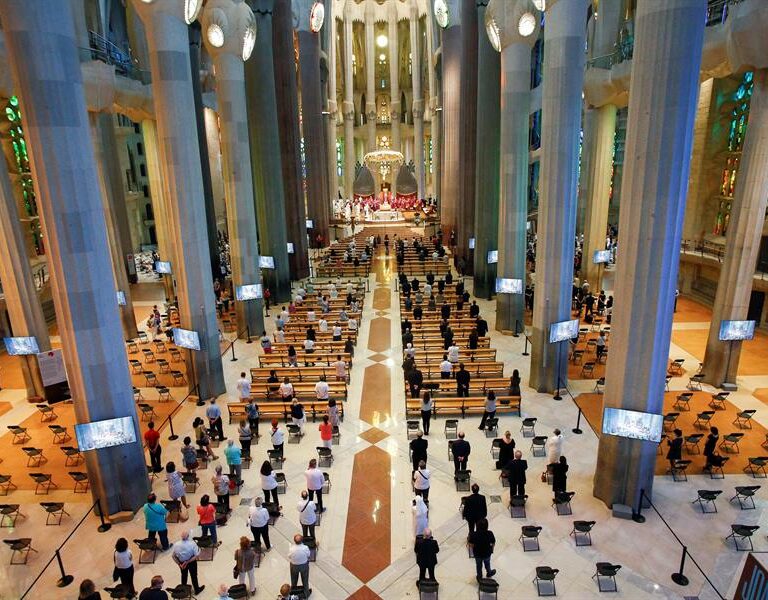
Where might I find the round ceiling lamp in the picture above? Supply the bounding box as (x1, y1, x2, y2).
(532, 0, 546, 10)
(185, 0, 203, 24)
(310, 1, 325, 33)
(518, 12, 536, 37)
(376, 34, 388, 48)
(207, 23, 225, 48)
(434, 0, 450, 28)
(486, 17, 501, 52)
(242, 25, 256, 61)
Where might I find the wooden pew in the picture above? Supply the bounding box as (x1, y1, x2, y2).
(405, 395, 521, 418)
(259, 352, 352, 368)
(227, 399, 345, 424)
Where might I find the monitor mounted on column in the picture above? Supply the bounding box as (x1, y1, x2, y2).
(75, 416, 137, 451)
(235, 284, 263, 301)
(172, 328, 201, 351)
(593, 250, 611, 264)
(549, 319, 579, 343)
(155, 261, 172, 274)
(3, 336, 40, 356)
(468, 238, 476, 250)
(259, 256, 275, 269)
(287, 243, 295, 254)
(602, 407, 663, 443)
(718, 319, 755, 341)
(495, 278, 523, 294)
(487, 250, 498, 264)
(306, 219, 314, 229)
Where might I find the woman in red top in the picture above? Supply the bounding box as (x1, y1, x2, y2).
(319, 415, 333, 449)
(196, 494, 219, 546)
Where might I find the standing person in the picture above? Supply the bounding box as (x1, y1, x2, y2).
(236, 372, 251, 401)
(414, 529, 439, 585)
(144, 422, 162, 473)
(263, 287, 271, 314)
(412, 495, 429, 537)
(413, 461, 431, 503)
(509, 370, 521, 396)
(595, 331, 606, 361)
(224, 440, 242, 486)
(113, 538, 136, 598)
(456, 363, 471, 397)
(291, 399, 307, 435)
(138, 575, 168, 600)
(546, 429, 563, 467)
(452, 432, 471, 473)
(78, 579, 101, 600)
(703, 426, 720, 470)
(468, 519, 496, 581)
(259, 460, 279, 505)
(212, 465, 231, 513)
(507, 450, 528, 499)
(279, 377, 295, 400)
(193, 417, 216, 459)
(315, 375, 330, 400)
(478, 391, 496, 431)
(497, 431, 516, 469)
(165, 461, 188, 510)
(288, 534, 311, 592)
(666, 428, 684, 472)
(410, 431, 428, 472)
(552, 456, 569, 495)
(248, 497, 271, 551)
(181, 436, 199, 474)
(237, 419, 252, 459)
(420, 392, 433, 435)
(246, 398, 260, 439)
(439, 354, 452, 379)
(270, 420, 285, 456)
(234, 536, 257, 596)
(408, 366, 424, 399)
(462, 484, 487, 535)
(327, 399, 340, 428)
(305, 459, 325, 512)
(206, 398, 225, 441)
(260, 331, 272, 353)
(171, 530, 205, 596)
(297, 490, 318, 538)
(143, 493, 170, 551)
(196, 494, 219, 545)
(319, 415, 333, 448)
(334, 355, 347, 381)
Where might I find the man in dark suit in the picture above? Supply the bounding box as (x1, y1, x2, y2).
(410, 431, 428, 472)
(475, 317, 489, 338)
(408, 367, 424, 399)
(451, 431, 471, 473)
(462, 484, 487, 535)
(456, 363, 470, 397)
(506, 450, 528, 499)
(414, 528, 439, 585)
(440, 302, 451, 321)
(413, 305, 423, 320)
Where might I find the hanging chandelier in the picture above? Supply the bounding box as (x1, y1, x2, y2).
(363, 149, 404, 179)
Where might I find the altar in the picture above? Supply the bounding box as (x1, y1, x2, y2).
(369, 209, 404, 222)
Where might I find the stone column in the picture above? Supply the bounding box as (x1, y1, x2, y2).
(245, 0, 292, 302)
(0, 160, 50, 398)
(702, 70, 768, 387)
(364, 1, 377, 151)
(131, 0, 226, 400)
(389, 3, 401, 153)
(426, 5, 440, 200)
(141, 119, 177, 302)
(273, 0, 309, 278)
(472, 0, 501, 300)
(593, 0, 706, 508)
(298, 0, 331, 246)
(90, 112, 139, 340)
(343, 2, 356, 197)
(2, 0, 149, 514)
(490, 0, 538, 331)
(327, 8, 340, 201)
(409, 0, 425, 199)
(204, 108, 228, 233)
(202, 0, 266, 335)
(440, 0, 477, 264)
(581, 104, 617, 290)
(529, 0, 588, 393)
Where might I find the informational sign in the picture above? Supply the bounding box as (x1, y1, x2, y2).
(735, 553, 768, 600)
(37, 349, 67, 386)
(126, 253, 137, 276)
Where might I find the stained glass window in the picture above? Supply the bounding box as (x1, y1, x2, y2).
(336, 139, 343, 177)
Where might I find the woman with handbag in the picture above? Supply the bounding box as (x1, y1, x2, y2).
(234, 536, 257, 596)
(113, 537, 136, 598)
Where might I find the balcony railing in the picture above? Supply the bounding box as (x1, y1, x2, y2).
(79, 30, 150, 84)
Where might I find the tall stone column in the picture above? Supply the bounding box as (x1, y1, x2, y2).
(426, 5, 440, 200)
(2, 0, 149, 513)
(273, 0, 309, 278)
(202, 0, 266, 335)
(489, 0, 538, 331)
(389, 3, 401, 153)
(298, 0, 331, 246)
(593, 0, 706, 508)
(472, 0, 500, 300)
(702, 70, 768, 387)
(364, 1, 377, 151)
(245, 0, 292, 302)
(90, 112, 139, 340)
(529, 0, 588, 393)
(342, 2, 356, 197)
(131, 0, 226, 400)
(204, 108, 228, 233)
(581, 104, 617, 290)
(409, 0, 425, 199)
(141, 119, 177, 303)
(439, 0, 477, 264)
(327, 7, 340, 201)
(0, 160, 50, 398)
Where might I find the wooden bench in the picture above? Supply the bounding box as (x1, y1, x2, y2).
(407, 362, 505, 379)
(226, 400, 344, 424)
(277, 330, 359, 343)
(250, 381, 347, 400)
(405, 396, 521, 418)
(259, 352, 352, 368)
(404, 377, 509, 396)
(407, 348, 497, 362)
(250, 366, 349, 383)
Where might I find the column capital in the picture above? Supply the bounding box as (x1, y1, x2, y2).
(130, 0, 202, 24)
(486, 0, 540, 52)
(201, 0, 257, 61)
(342, 100, 356, 119)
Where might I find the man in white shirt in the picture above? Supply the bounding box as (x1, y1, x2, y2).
(334, 356, 347, 381)
(348, 317, 358, 331)
(413, 460, 431, 503)
(318, 318, 328, 333)
(303, 338, 315, 352)
(172, 530, 204, 595)
(315, 376, 330, 400)
(447, 344, 460, 363)
(248, 497, 271, 550)
(332, 325, 342, 341)
(236, 372, 251, 401)
(275, 327, 285, 343)
(288, 534, 311, 592)
(307, 309, 316, 321)
(439, 355, 453, 379)
(305, 458, 326, 512)
(346, 281, 354, 295)
(280, 307, 290, 323)
(297, 490, 317, 539)
(271, 422, 285, 456)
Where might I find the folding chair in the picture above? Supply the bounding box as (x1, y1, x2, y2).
(169, 347, 182, 362)
(668, 359, 685, 376)
(519, 525, 542, 551)
(531, 436, 547, 457)
(157, 358, 170, 374)
(520, 417, 537, 438)
(28, 473, 56, 495)
(509, 495, 527, 518)
(730, 486, 760, 510)
(287, 425, 303, 443)
(552, 491, 575, 516)
(49, 425, 70, 444)
(454, 470, 471, 492)
(40, 502, 70, 525)
(688, 373, 704, 391)
(673, 392, 692, 411)
(484, 417, 498, 437)
(692, 489, 722, 513)
(734, 410, 756, 429)
(593, 377, 605, 394)
(156, 386, 172, 402)
(444, 419, 458, 439)
(580, 362, 595, 377)
(407, 420, 420, 440)
(126, 340, 139, 354)
(709, 392, 729, 410)
(593, 563, 621, 593)
(726, 524, 760, 551)
(37, 404, 56, 422)
(130, 360, 144, 374)
(719, 432, 744, 454)
(570, 520, 595, 546)
(142, 348, 155, 363)
(60, 446, 83, 466)
(744, 456, 768, 478)
(0, 504, 24, 528)
(3, 538, 37, 564)
(143, 371, 158, 387)
(684, 433, 703, 454)
(69, 471, 90, 493)
(317, 447, 333, 468)
(133, 387, 144, 402)
(670, 460, 692, 482)
(662, 412, 679, 432)
(171, 370, 187, 386)
(694, 411, 715, 429)
(22, 447, 46, 467)
(533, 566, 558, 596)
(0, 475, 16, 496)
(7, 426, 29, 445)
(138, 403, 157, 421)
(134, 538, 158, 564)
(490, 438, 502, 460)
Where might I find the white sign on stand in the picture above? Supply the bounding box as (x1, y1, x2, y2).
(37, 349, 67, 387)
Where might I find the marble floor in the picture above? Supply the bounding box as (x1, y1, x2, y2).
(0, 244, 765, 599)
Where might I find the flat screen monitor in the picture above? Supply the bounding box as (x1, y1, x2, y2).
(468, 238, 476, 250)
(4, 336, 40, 356)
(172, 327, 201, 351)
(287, 243, 295, 254)
(235, 283, 263, 301)
(593, 250, 611, 264)
(602, 407, 663, 443)
(549, 318, 580, 343)
(155, 261, 172, 274)
(719, 319, 756, 341)
(259, 256, 275, 269)
(495, 278, 523, 294)
(75, 416, 137, 451)
(487, 250, 498, 264)
(306, 219, 314, 229)
(116, 290, 126, 306)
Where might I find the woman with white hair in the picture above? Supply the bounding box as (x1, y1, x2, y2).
(412, 495, 429, 537)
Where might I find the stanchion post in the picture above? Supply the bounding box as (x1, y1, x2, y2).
(246, 325, 252, 344)
(672, 546, 689, 586)
(633, 488, 646, 523)
(168, 415, 179, 441)
(55, 549, 74, 588)
(572, 407, 583, 434)
(522, 335, 530, 356)
(513, 319, 520, 338)
(96, 498, 112, 532)
(230, 340, 238, 362)
(553, 345, 563, 401)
